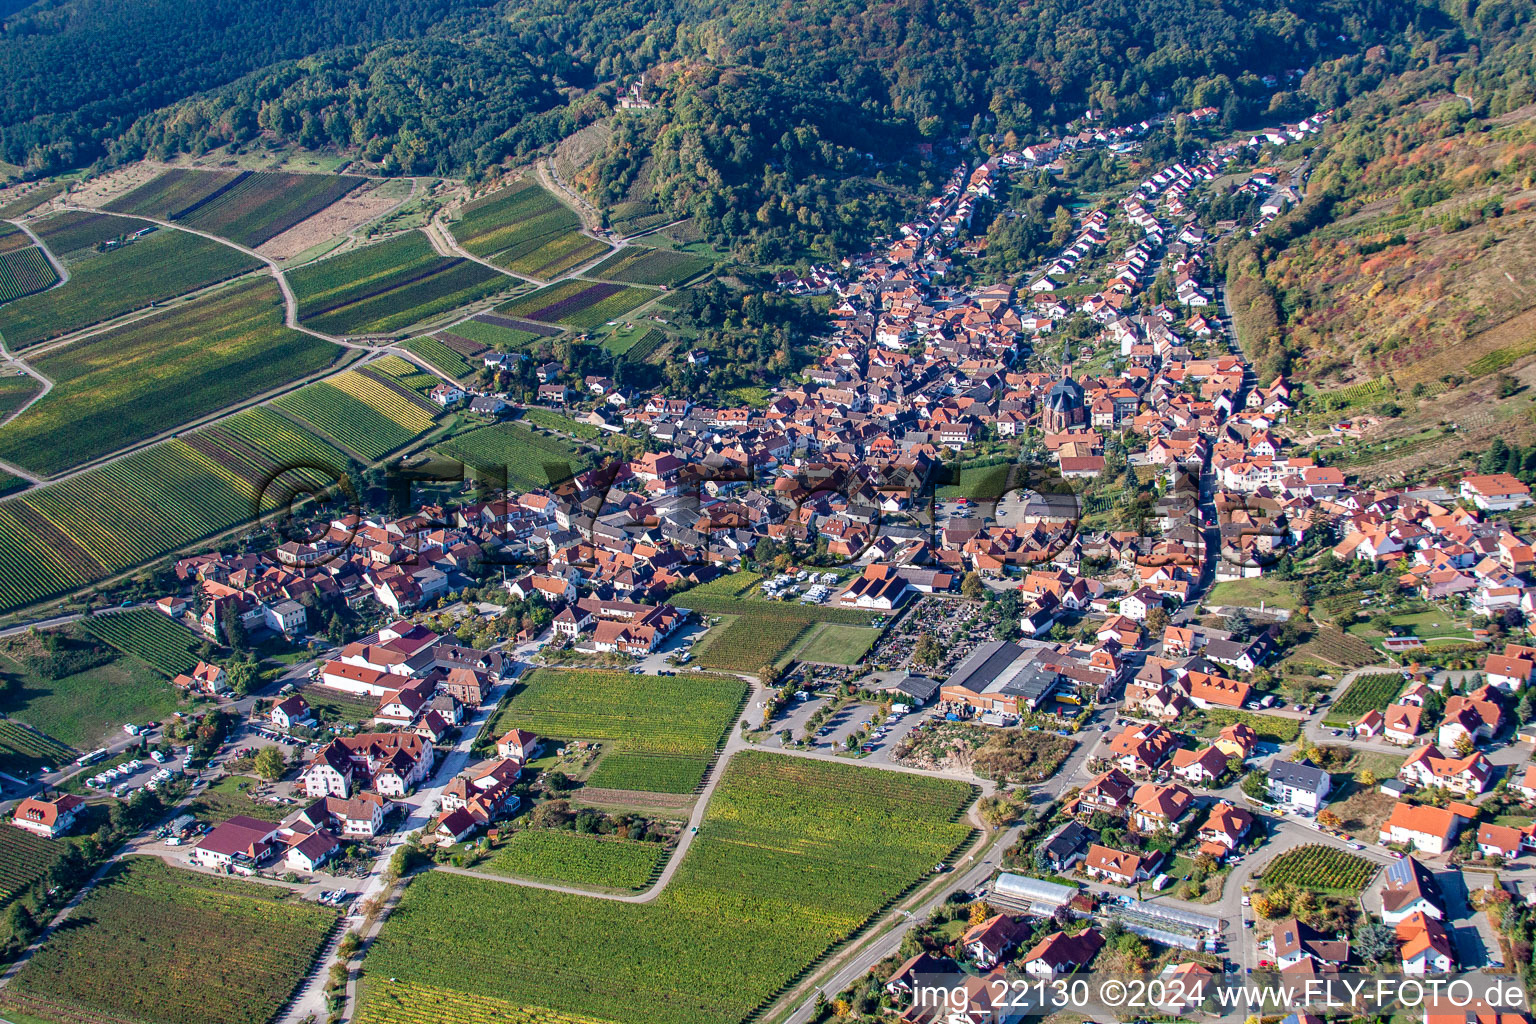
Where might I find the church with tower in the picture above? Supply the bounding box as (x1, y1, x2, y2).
(1043, 367, 1087, 433)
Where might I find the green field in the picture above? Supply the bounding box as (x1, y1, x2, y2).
(29, 210, 150, 256)
(1193, 707, 1304, 743)
(442, 316, 543, 351)
(0, 225, 263, 349)
(298, 684, 378, 727)
(0, 182, 65, 220)
(482, 829, 665, 890)
(484, 668, 745, 794)
(357, 752, 975, 1024)
(520, 408, 604, 440)
(449, 180, 608, 279)
(0, 373, 42, 420)
(434, 423, 587, 491)
(0, 857, 338, 1024)
(0, 647, 179, 749)
(935, 463, 1011, 500)
(0, 246, 58, 302)
(589, 246, 712, 287)
(402, 335, 479, 380)
(694, 615, 811, 673)
(1329, 672, 1403, 720)
(290, 230, 506, 335)
(0, 278, 340, 476)
(497, 279, 655, 329)
(790, 623, 881, 666)
(108, 168, 366, 247)
(189, 774, 289, 824)
(77, 609, 200, 677)
(0, 719, 76, 776)
(1205, 577, 1300, 611)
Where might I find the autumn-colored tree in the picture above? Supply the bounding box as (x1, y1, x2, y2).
(1316, 809, 1342, 829)
(1358, 769, 1377, 787)
(1292, 888, 1318, 923)
(1248, 892, 1277, 918)
(968, 900, 994, 926)
(1453, 732, 1476, 757)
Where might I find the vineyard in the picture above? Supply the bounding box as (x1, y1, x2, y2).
(0, 246, 57, 302)
(0, 436, 268, 613)
(290, 230, 505, 335)
(0, 719, 75, 776)
(680, 572, 762, 599)
(30, 210, 151, 256)
(359, 752, 975, 1024)
(0, 857, 338, 1024)
(0, 181, 65, 220)
(0, 224, 28, 254)
(356, 979, 616, 1024)
(1301, 625, 1381, 668)
(274, 371, 435, 461)
(106, 168, 366, 247)
(77, 609, 199, 677)
(589, 247, 712, 288)
(443, 314, 544, 351)
(0, 227, 263, 350)
(623, 328, 668, 362)
(434, 423, 587, 491)
(0, 278, 340, 476)
(0, 825, 65, 907)
(402, 335, 478, 380)
(449, 180, 607, 280)
(482, 829, 665, 890)
(361, 354, 439, 396)
(1258, 844, 1377, 894)
(483, 668, 745, 794)
(1330, 672, 1403, 719)
(498, 280, 656, 329)
(694, 616, 811, 672)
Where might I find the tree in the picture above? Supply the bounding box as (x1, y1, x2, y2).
(1453, 732, 1476, 757)
(1240, 771, 1268, 801)
(1291, 888, 1318, 923)
(912, 632, 942, 668)
(1358, 769, 1377, 787)
(968, 900, 993, 926)
(225, 660, 258, 697)
(253, 746, 286, 781)
(961, 572, 985, 600)
(1248, 891, 1276, 918)
(1353, 922, 1397, 964)
(1225, 608, 1253, 638)
(1316, 809, 1342, 829)
(1144, 606, 1170, 635)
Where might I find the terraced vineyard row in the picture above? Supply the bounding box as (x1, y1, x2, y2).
(106, 168, 367, 248)
(0, 719, 76, 777)
(449, 180, 607, 280)
(0, 824, 66, 906)
(403, 335, 478, 380)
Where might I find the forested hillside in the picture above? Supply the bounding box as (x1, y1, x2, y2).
(1223, 3, 1536, 396)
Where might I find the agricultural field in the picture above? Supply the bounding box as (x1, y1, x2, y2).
(600, 325, 658, 358)
(680, 572, 762, 599)
(358, 752, 975, 1024)
(623, 328, 669, 362)
(444, 314, 544, 351)
(403, 334, 479, 380)
(694, 615, 810, 673)
(482, 829, 665, 891)
(0, 857, 337, 1024)
(0, 223, 29, 253)
(29, 210, 150, 257)
(1193, 708, 1303, 743)
(1258, 844, 1377, 894)
(77, 609, 199, 677)
(790, 623, 880, 666)
(361, 354, 439, 396)
(274, 369, 436, 461)
(290, 230, 506, 336)
(680, 591, 876, 626)
(1329, 672, 1404, 721)
(0, 719, 75, 776)
(204, 405, 356, 495)
(1299, 625, 1381, 668)
(497, 280, 655, 329)
(109, 168, 366, 247)
(434, 423, 587, 491)
(0, 438, 267, 613)
(449, 180, 607, 280)
(0, 246, 57, 302)
(0, 641, 180, 749)
(0, 181, 66, 219)
(0, 825, 65, 907)
(299, 684, 380, 727)
(484, 668, 745, 794)
(0, 278, 340, 476)
(589, 246, 712, 288)
(0, 226, 263, 349)
(519, 408, 604, 440)
(0, 373, 41, 420)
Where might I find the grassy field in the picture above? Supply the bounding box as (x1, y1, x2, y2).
(189, 774, 290, 824)
(449, 179, 607, 279)
(790, 623, 881, 666)
(108, 168, 366, 247)
(497, 280, 655, 329)
(935, 463, 1011, 501)
(76, 609, 200, 677)
(520, 408, 604, 440)
(0, 246, 58, 302)
(588, 246, 712, 287)
(481, 829, 665, 890)
(483, 668, 745, 794)
(298, 683, 378, 727)
(0, 646, 180, 749)
(0, 181, 65, 219)
(1192, 707, 1303, 743)
(1205, 577, 1300, 611)
(290, 230, 506, 335)
(434, 423, 587, 491)
(0, 857, 337, 1024)
(356, 752, 975, 1024)
(0, 278, 340, 476)
(0, 225, 263, 350)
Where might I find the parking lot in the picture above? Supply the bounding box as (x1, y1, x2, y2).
(82, 749, 187, 800)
